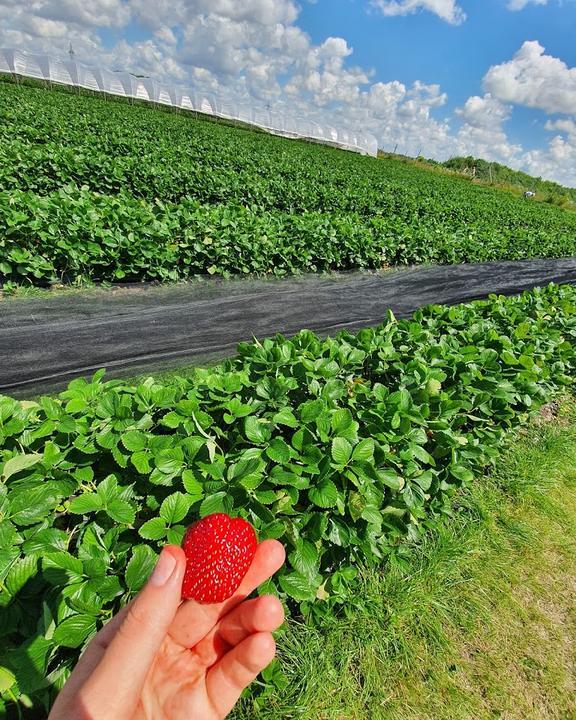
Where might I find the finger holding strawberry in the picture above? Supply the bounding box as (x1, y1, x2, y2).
(48, 514, 286, 720)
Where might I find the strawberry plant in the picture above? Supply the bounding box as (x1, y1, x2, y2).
(1, 283, 576, 716)
(2, 79, 576, 286)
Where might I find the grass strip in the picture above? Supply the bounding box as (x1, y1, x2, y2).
(234, 395, 576, 720)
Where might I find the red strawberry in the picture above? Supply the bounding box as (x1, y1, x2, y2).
(181, 513, 257, 603)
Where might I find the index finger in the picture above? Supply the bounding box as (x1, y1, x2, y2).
(168, 539, 285, 648)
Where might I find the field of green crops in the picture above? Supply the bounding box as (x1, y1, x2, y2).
(3, 77, 576, 718)
(2, 78, 576, 286)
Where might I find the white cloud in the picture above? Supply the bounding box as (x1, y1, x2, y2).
(370, 0, 466, 24)
(131, 0, 299, 30)
(18, 16, 71, 39)
(484, 41, 576, 115)
(455, 93, 511, 129)
(284, 37, 369, 106)
(476, 41, 576, 185)
(454, 104, 522, 166)
(154, 26, 177, 46)
(507, 0, 549, 10)
(35, 0, 131, 29)
(545, 118, 576, 136)
(522, 120, 576, 187)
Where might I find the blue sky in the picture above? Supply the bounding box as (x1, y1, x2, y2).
(298, 0, 576, 153)
(1, 0, 576, 185)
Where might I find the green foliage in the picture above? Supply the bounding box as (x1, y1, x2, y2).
(230, 397, 576, 719)
(2, 81, 576, 285)
(2, 282, 576, 714)
(443, 155, 576, 206)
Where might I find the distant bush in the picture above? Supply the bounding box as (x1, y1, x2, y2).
(443, 155, 576, 206)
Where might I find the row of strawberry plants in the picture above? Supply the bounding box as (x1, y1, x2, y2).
(0, 81, 398, 213)
(3, 186, 576, 285)
(2, 80, 576, 238)
(2, 282, 576, 714)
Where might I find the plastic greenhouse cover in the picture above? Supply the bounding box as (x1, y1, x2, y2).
(133, 78, 153, 102)
(237, 104, 254, 124)
(0, 50, 10, 73)
(177, 91, 195, 111)
(217, 99, 238, 119)
(156, 84, 174, 106)
(76, 64, 100, 92)
(3, 258, 576, 398)
(47, 58, 74, 85)
(253, 108, 270, 128)
(196, 94, 216, 115)
(0, 47, 378, 157)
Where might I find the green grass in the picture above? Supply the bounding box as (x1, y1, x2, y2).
(231, 395, 576, 720)
(0, 281, 99, 301)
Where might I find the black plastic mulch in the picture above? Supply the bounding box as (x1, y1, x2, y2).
(3, 258, 576, 398)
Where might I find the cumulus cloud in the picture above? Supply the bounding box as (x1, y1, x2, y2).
(18, 16, 71, 39)
(154, 26, 177, 46)
(452, 94, 521, 166)
(455, 93, 511, 130)
(35, 0, 131, 29)
(484, 41, 576, 115)
(370, 0, 466, 24)
(507, 0, 548, 10)
(522, 120, 576, 187)
(472, 41, 576, 185)
(131, 0, 299, 30)
(284, 37, 370, 106)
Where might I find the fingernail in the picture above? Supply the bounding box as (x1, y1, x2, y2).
(150, 548, 178, 587)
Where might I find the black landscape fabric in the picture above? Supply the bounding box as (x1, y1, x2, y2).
(3, 258, 576, 398)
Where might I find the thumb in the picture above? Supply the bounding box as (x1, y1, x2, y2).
(80, 545, 186, 718)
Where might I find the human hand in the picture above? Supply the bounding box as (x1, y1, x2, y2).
(48, 540, 286, 720)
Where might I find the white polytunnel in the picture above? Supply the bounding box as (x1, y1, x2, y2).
(268, 112, 284, 133)
(132, 77, 153, 102)
(365, 135, 379, 156)
(63, 62, 82, 88)
(0, 47, 378, 157)
(75, 63, 101, 92)
(310, 122, 325, 139)
(195, 94, 216, 115)
(327, 126, 339, 143)
(217, 98, 237, 120)
(45, 58, 74, 86)
(173, 87, 194, 110)
(283, 117, 299, 135)
(22, 53, 46, 80)
(237, 104, 254, 124)
(252, 108, 270, 129)
(155, 83, 174, 106)
(97, 69, 127, 97)
(0, 49, 11, 73)
(295, 118, 312, 137)
(117, 72, 140, 97)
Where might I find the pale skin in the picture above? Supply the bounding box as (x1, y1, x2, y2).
(48, 540, 286, 720)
